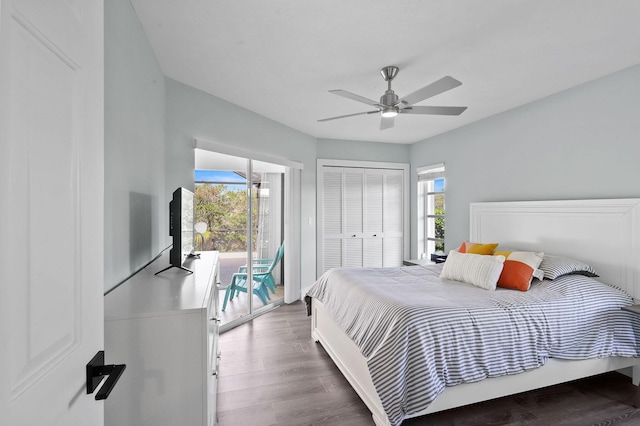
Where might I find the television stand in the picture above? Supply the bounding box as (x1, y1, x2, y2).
(154, 264, 193, 275)
(105, 251, 220, 426)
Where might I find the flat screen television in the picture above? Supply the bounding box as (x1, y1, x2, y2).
(156, 187, 198, 275)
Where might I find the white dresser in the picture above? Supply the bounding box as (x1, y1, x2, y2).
(105, 251, 220, 426)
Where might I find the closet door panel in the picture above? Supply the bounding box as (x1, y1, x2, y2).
(322, 239, 343, 273)
(365, 170, 383, 235)
(323, 170, 343, 236)
(344, 169, 364, 237)
(318, 163, 406, 274)
(384, 171, 404, 237)
(345, 238, 363, 267)
(383, 237, 403, 267)
(364, 238, 383, 267)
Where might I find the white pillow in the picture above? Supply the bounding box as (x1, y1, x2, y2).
(439, 250, 505, 290)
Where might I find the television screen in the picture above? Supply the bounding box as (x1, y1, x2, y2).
(158, 187, 195, 274)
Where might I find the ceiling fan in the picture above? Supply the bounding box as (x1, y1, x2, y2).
(318, 66, 467, 130)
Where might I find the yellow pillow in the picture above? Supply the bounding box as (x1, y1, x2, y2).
(494, 251, 544, 291)
(458, 241, 499, 255)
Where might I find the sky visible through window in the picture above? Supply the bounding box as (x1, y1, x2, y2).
(194, 170, 246, 192)
(434, 178, 444, 192)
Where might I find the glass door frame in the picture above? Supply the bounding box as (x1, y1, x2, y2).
(193, 139, 302, 332)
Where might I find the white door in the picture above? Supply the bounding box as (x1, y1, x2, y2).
(320, 168, 344, 273)
(364, 169, 383, 267)
(382, 170, 404, 266)
(0, 0, 104, 425)
(343, 168, 364, 267)
(319, 165, 406, 273)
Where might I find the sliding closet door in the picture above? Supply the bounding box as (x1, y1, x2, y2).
(321, 168, 344, 272)
(363, 170, 383, 267)
(318, 162, 407, 275)
(344, 169, 364, 267)
(382, 170, 404, 266)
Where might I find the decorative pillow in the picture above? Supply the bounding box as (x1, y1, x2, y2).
(532, 268, 545, 282)
(440, 250, 505, 290)
(539, 255, 599, 280)
(457, 241, 499, 255)
(494, 251, 544, 291)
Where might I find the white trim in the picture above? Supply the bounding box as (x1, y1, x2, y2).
(316, 159, 410, 278)
(284, 168, 301, 303)
(416, 163, 445, 174)
(193, 138, 304, 169)
(317, 158, 406, 171)
(417, 163, 445, 181)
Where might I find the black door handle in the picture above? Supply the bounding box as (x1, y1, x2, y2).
(86, 351, 126, 400)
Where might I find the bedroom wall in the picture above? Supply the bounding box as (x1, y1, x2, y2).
(316, 138, 410, 164)
(409, 63, 640, 257)
(104, 0, 166, 292)
(164, 78, 318, 291)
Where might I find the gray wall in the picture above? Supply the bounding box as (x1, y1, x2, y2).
(104, 0, 166, 292)
(105, 0, 640, 292)
(164, 78, 318, 289)
(317, 138, 409, 163)
(410, 64, 640, 257)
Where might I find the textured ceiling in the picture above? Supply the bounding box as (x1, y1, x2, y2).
(131, 0, 640, 144)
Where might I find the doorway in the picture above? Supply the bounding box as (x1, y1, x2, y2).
(194, 151, 285, 328)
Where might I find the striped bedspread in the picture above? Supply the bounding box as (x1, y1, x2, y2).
(305, 264, 640, 426)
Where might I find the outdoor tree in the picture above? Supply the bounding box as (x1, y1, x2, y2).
(194, 183, 259, 252)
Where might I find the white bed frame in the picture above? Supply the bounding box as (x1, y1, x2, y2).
(311, 199, 640, 426)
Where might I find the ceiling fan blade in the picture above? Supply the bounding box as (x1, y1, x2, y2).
(397, 76, 462, 107)
(318, 110, 378, 122)
(380, 115, 395, 130)
(400, 106, 468, 116)
(329, 90, 382, 107)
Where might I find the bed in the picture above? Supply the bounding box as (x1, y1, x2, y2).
(306, 199, 640, 426)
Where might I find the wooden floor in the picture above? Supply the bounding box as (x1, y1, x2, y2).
(217, 301, 640, 426)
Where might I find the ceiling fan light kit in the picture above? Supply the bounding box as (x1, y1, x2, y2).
(381, 108, 398, 118)
(319, 65, 468, 130)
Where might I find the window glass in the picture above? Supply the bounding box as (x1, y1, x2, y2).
(418, 166, 445, 259)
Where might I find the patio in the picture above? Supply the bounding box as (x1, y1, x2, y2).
(217, 252, 284, 325)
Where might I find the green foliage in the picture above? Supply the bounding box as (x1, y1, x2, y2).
(434, 193, 445, 252)
(194, 184, 259, 252)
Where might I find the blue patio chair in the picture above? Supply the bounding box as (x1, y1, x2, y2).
(237, 243, 284, 294)
(222, 243, 284, 311)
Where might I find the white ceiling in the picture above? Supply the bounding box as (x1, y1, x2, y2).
(131, 0, 640, 144)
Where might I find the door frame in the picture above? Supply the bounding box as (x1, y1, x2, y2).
(316, 159, 410, 278)
(193, 138, 303, 329)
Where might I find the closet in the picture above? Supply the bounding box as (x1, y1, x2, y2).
(317, 160, 409, 275)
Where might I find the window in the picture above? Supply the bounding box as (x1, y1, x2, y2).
(417, 164, 445, 259)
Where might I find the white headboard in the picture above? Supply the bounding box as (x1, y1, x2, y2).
(470, 199, 640, 301)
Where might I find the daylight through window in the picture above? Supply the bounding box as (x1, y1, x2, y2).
(417, 164, 445, 259)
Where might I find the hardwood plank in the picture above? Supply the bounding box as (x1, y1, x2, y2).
(218, 377, 327, 412)
(217, 355, 346, 393)
(217, 401, 278, 425)
(271, 388, 373, 426)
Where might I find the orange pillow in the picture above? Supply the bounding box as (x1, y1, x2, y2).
(458, 241, 499, 255)
(494, 251, 544, 291)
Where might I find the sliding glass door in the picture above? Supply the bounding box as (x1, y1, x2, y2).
(194, 152, 285, 329)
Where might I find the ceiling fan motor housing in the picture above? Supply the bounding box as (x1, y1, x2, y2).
(380, 90, 399, 107)
(380, 66, 400, 109)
